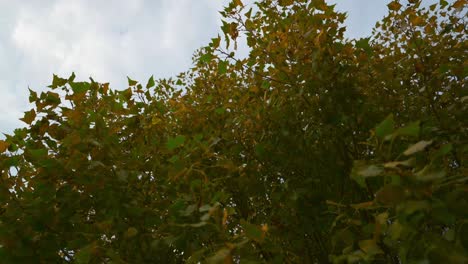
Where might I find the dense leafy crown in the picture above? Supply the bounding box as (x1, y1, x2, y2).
(0, 0, 467, 263)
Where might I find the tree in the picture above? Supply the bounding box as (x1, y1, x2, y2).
(0, 0, 466, 263)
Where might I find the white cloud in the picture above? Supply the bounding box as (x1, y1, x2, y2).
(0, 0, 227, 136)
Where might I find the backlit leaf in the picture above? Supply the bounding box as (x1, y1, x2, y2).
(146, 75, 155, 88)
(127, 76, 138, 86)
(403, 140, 432, 156)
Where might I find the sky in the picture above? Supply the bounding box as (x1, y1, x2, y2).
(0, 0, 395, 136)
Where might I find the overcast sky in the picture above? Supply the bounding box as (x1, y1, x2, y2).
(0, 0, 397, 136)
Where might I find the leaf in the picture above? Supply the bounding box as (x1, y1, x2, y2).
(395, 121, 420, 137)
(127, 77, 138, 86)
(45, 91, 61, 105)
(375, 114, 394, 139)
(375, 185, 405, 205)
(215, 107, 225, 114)
(433, 143, 452, 158)
(415, 165, 446, 181)
(0, 140, 8, 153)
(28, 88, 38, 103)
(20, 109, 36, 125)
(167, 135, 186, 150)
(49, 74, 68, 88)
(199, 204, 212, 212)
(68, 72, 76, 82)
(358, 239, 384, 255)
(387, 1, 402, 11)
(240, 219, 264, 242)
(384, 158, 414, 168)
(218, 61, 228, 75)
(358, 165, 383, 178)
(388, 221, 403, 240)
(278, 0, 294, 6)
(29, 148, 48, 160)
(70, 82, 90, 94)
(206, 248, 231, 264)
(403, 140, 432, 155)
(452, 0, 465, 9)
(234, 0, 243, 7)
(125, 227, 138, 238)
(146, 75, 155, 88)
(187, 248, 207, 264)
(355, 38, 372, 54)
(200, 53, 213, 63)
(211, 36, 221, 49)
(440, 0, 449, 7)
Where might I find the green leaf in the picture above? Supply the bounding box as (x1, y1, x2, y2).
(218, 61, 228, 75)
(375, 114, 394, 139)
(440, 0, 449, 8)
(146, 75, 155, 88)
(167, 135, 186, 150)
(200, 53, 213, 63)
(240, 219, 264, 242)
(70, 82, 90, 94)
(433, 143, 452, 158)
(395, 121, 420, 137)
(29, 148, 48, 160)
(68, 72, 76, 82)
(215, 107, 225, 114)
(358, 239, 384, 255)
(403, 140, 432, 156)
(49, 74, 68, 88)
(127, 77, 138, 86)
(28, 88, 38, 103)
(45, 91, 61, 105)
(355, 37, 373, 55)
(211, 36, 221, 49)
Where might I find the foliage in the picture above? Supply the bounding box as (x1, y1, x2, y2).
(0, 0, 467, 263)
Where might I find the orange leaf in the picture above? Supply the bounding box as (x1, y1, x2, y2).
(453, 0, 466, 9)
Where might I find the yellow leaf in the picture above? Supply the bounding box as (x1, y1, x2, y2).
(20, 109, 36, 125)
(0, 140, 9, 153)
(278, 0, 294, 6)
(387, 1, 402, 11)
(410, 15, 425, 26)
(234, 0, 243, 7)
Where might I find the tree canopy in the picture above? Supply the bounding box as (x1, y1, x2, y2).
(0, 0, 467, 263)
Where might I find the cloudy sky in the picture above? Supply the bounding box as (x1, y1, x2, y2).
(0, 0, 397, 136)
